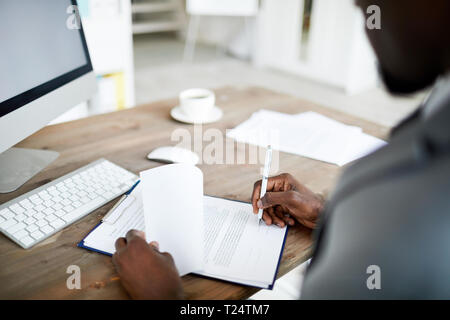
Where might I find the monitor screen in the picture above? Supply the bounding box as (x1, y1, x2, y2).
(0, 0, 92, 117)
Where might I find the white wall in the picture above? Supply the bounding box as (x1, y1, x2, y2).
(185, 0, 378, 94)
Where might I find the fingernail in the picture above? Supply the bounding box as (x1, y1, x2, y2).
(289, 220, 294, 226)
(150, 241, 159, 250)
(257, 199, 263, 208)
(277, 223, 282, 228)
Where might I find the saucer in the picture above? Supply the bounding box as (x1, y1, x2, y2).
(170, 105, 223, 124)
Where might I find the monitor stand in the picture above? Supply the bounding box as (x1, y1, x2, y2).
(0, 148, 59, 193)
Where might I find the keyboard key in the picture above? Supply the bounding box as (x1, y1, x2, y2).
(43, 200, 55, 207)
(63, 205, 75, 213)
(30, 197, 43, 205)
(66, 182, 75, 188)
(58, 186, 68, 193)
(0, 208, 14, 220)
(96, 188, 106, 195)
(20, 236, 34, 247)
(34, 204, 46, 212)
(45, 214, 57, 223)
(48, 190, 60, 198)
(24, 217, 37, 225)
(54, 210, 66, 217)
(34, 212, 45, 220)
(10, 205, 25, 214)
(0, 219, 17, 230)
(52, 197, 63, 204)
(29, 194, 40, 201)
(9, 204, 21, 211)
(7, 222, 26, 234)
(61, 199, 71, 206)
(50, 219, 65, 229)
(72, 201, 82, 208)
(38, 190, 49, 197)
(52, 203, 63, 211)
(30, 230, 44, 240)
(69, 195, 80, 202)
(15, 213, 27, 222)
(26, 224, 39, 233)
(43, 207, 55, 215)
(41, 225, 54, 235)
(24, 209, 37, 216)
(13, 229, 29, 240)
(0, 216, 4, 224)
(36, 220, 48, 227)
(80, 197, 90, 204)
(40, 193, 51, 201)
(78, 191, 88, 197)
(20, 199, 33, 209)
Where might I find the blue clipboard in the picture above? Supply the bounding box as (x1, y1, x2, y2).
(77, 180, 140, 255)
(77, 184, 289, 290)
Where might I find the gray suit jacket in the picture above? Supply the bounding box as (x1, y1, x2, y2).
(301, 86, 450, 299)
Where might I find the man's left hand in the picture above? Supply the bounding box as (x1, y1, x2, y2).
(112, 230, 184, 300)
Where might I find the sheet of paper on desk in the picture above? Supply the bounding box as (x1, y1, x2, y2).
(141, 164, 204, 276)
(227, 110, 387, 166)
(197, 196, 287, 288)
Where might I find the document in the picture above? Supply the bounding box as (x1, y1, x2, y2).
(140, 164, 204, 276)
(79, 164, 287, 289)
(198, 196, 287, 288)
(80, 183, 145, 255)
(227, 109, 387, 166)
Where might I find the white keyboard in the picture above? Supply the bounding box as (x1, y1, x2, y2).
(0, 159, 139, 249)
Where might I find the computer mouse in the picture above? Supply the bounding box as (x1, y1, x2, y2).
(147, 146, 199, 165)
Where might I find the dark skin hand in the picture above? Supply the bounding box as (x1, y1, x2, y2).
(112, 230, 184, 299)
(251, 173, 325, 229)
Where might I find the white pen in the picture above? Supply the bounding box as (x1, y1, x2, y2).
(258, 146, 272, 224)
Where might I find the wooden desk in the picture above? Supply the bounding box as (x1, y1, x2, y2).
(0, 87, 388, 299)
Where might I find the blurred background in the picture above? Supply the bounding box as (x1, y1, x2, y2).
(54, 0, 426, 128)
(53, 0, 428, 299)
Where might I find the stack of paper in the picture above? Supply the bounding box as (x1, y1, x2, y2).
(227, 110, 387, 166)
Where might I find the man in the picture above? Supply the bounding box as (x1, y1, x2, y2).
(112, 0, 450, 299)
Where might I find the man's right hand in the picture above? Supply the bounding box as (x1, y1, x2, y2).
(251, 173, 324, 229)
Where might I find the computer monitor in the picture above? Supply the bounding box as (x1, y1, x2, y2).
(0, 0, 96, 193)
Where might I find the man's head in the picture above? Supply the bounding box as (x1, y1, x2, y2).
(356, 0, 450, 94)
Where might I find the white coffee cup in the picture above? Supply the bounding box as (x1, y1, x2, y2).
(179, 88, 215, 121)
